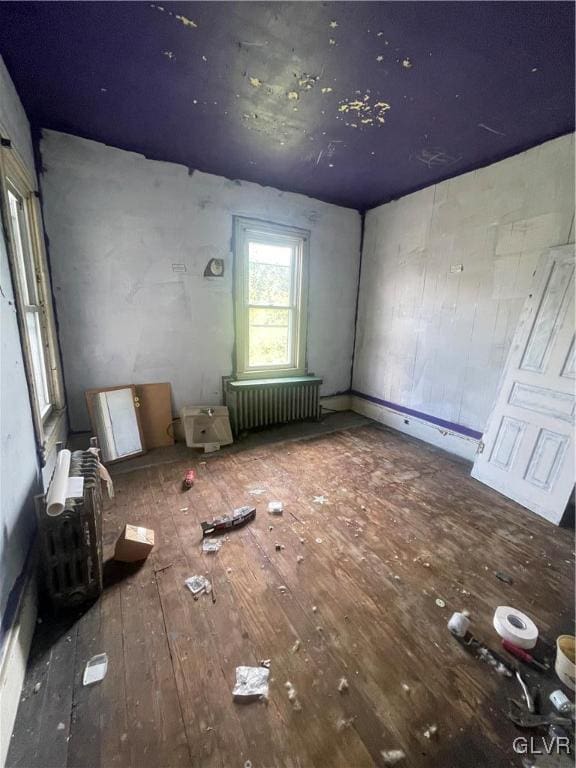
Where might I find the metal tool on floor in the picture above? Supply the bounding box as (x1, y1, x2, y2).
(503, 639, 549, 671)
(507, 699, 573, 730)
(515, 670, 535, 713)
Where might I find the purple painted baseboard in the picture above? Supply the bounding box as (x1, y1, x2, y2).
(351, 390, 483, 440)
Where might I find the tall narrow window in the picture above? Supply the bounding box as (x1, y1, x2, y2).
(1, 146, 65, 452)
(7, 185, 52, 417)
(234, 218, 309, 378)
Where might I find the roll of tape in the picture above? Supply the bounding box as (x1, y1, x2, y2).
(493, 606, 538, 649)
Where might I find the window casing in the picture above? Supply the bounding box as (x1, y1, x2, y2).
(0, 144, 65, 456)
(233, 218, 309, 379)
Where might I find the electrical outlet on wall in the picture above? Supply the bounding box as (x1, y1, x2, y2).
(449, 264, 464, 273)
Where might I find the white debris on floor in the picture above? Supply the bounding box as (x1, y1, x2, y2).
(268, 501, 283, 515)
(202, 539, 222, 553)
(381, 749, 406, 765)
(284, 680, 302, 710)
(82, 653, 108, 686)
(233, 666, 270, 702)
(336, 715, 356, 731)
(185, 575, 212, 596)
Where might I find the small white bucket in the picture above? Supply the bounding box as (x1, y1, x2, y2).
(555, 635, 576, 691)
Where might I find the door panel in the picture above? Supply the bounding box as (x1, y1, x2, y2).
(472, 244, 575, 524)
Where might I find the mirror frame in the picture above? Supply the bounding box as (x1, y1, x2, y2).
(85, 384, 147, 463)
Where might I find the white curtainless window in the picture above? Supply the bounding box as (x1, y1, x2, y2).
(6, 183, 53, 417)
(233, 217, 309, 378)
(1, 143, 65, 456)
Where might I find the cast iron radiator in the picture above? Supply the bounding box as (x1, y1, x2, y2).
(36, 449, 104, 607)
(224, 376, 322, 435)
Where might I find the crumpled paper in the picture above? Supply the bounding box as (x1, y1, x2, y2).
(232, 666, 269, 702)
(185, 575, 212, 596)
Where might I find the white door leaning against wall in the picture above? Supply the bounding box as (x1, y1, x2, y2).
(472, 244, 575, 525)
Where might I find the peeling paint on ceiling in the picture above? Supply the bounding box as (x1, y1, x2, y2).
(0, 1, 573, 210)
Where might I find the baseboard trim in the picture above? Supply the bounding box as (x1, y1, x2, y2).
(0, 560, 37, 768)
(351, 395, 480, 462)
(320, 394, 352, 412)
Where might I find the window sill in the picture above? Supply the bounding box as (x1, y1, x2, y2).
(41, 406, 67, 458)
(227, 375, 322, 388)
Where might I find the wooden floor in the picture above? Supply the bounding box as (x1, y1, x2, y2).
(8, 421, 575, 768)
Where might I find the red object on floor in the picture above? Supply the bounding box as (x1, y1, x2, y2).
(182, 469, 196, 490)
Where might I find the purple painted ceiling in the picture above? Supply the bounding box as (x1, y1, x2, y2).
(0, 1, 574, 210)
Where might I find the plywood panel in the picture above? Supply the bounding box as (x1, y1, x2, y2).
(135, 383, 174, 449)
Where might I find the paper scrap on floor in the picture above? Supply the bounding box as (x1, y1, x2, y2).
(83, 653, 108, 686)
(233, 666, 269, 702)
(202, 539, 222, 553)
(185, 575, 212, 595)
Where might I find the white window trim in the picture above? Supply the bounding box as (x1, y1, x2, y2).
(233, 217, 310, 379)
(0, 141, 66, 461)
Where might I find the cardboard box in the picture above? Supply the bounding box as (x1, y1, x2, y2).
(114, 524, 155, 562)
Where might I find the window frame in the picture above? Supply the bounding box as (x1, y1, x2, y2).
(233, 217, 310, 379)
(0, 143, 65, 459)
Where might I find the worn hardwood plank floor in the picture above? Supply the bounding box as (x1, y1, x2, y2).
(8, 423, 575, 768)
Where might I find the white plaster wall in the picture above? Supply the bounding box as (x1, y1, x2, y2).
(40, 130, 361, 431)
(0, 57, 40, 644)
(353, 134, 575, 436)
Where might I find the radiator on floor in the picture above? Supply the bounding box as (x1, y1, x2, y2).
(224, 376, 322, 434)
(36, 445, 104, 607)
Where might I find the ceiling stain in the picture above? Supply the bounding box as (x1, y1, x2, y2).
(298, 73, 319, 90)
(337, 96, 391, 128)
(150, 4, 198, 29)
(175, 14, 198, 28)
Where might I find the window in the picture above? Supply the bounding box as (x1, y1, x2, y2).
(1, 145, 64, 452)
(233, 218, 309, 378)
